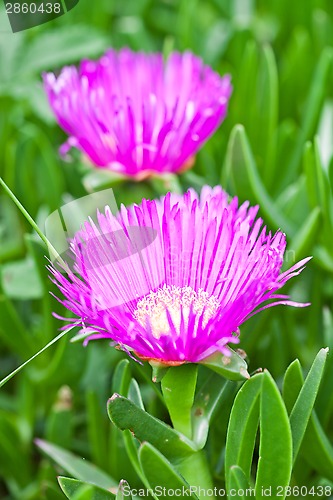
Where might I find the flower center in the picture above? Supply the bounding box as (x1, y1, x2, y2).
(133, 284, 220, 338)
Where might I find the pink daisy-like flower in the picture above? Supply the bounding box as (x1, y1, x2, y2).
(43, 49, 232, 180)
(49, 186, 310, 365)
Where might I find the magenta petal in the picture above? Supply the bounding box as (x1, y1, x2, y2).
(43, 49, 232, 178)
(49, 186, 311, 364)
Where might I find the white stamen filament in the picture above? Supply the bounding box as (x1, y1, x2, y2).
(133, 284, 220, 338)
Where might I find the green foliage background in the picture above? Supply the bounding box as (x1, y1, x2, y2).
(1, 0, 333, 498)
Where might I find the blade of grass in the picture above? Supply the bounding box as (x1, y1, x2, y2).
(0, 177, 67, 269)
(0, 325, 75, 389)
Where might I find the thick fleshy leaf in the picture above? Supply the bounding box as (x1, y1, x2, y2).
(116, 480, 133, 500)
(107, 394, 197, 460)
(228, 466, 251, 500)
(283, 352, 333, 480)
(329, 158, 333, 195)
(128, 379, 145, 410)
(192, 375, 236, 449)
(138, 442, 199, 498)
(161, 364, 198, 438)
(112, 359, 131, 396)
(225, 373, 262, 487)
(58, 477, 116, 499)
(86, 390, 108, 470)
(200, 348, 249, 381)
(303, 139, 333, 248)
(282, 359, 304, 413)
(223, 124, 294, 234)
(228, 40, 258, 139)
(35, 439, 117, 490)
(122, 430, 149, 487)
(289, 347, 328, 461)
(287, 206, 321, 264)
(255, 371, 292, 499)
(258, 45, 278, 186)
(286, 48, 333, 185)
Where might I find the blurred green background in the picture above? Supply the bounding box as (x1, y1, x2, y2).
(1, 0, 333, 498)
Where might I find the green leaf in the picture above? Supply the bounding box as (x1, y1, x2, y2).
(83, 171, 127, 193)
(112, 359, 131, 396)
(20, 26, 108, 74)
(304, 142, 320, 210)
(0, 413, 31, 485)
(149, 173, 183, 196)
(36, 439, 117, 490)
(0, 275, 35, 357)
(0, 195, 23, 261)
(139, 442, 199, 498)
(289, 347, 329, 461)
(228, 466, 251, 500)
(127, 379, 145, 410)
(116, 480, 132, 500)
(25, 233, 54, 333)
(287, 206, 321, 263)
(282, 359, 303, 413)
(46, 401, 73, 450)
(303, 139, 333, 245)
(58, 477, 116, 499)
(1, 257, 43, 299)
(314, 245, 333, 273)
(255, 371, 292, 499)
(192, 375, 236, 449)
(258, 45, 278, 186)
(329, 157, 333, 195)
(86, 390, 108, 470)
(301, 413, 333, 482)
(161, 364, 198, 438)
(200, 348, 249, 381)
(282, 353, 333, 480)
(283, 352, 333, 480)
(230, 39, 259, 135)
(286, 48, 333, 184)
(107, 394, 197, 461)
(223, 125, 294, 234)
(122, 430, 148, 486)
(0, 326, 75, 389)
(225, 373, 262, 487)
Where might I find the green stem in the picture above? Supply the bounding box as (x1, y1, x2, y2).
(176, 451, 215, 499)
(161, 364, 198, 438)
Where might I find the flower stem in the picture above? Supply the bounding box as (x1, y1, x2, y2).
(161, 364, 198, 438)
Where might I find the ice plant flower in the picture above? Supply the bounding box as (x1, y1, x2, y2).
(43, 49, 232, 179)
(49, 186, 310, 365)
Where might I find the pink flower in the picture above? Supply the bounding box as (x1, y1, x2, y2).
(43, 49, 232, 179)
(49, 186, 310, 364)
